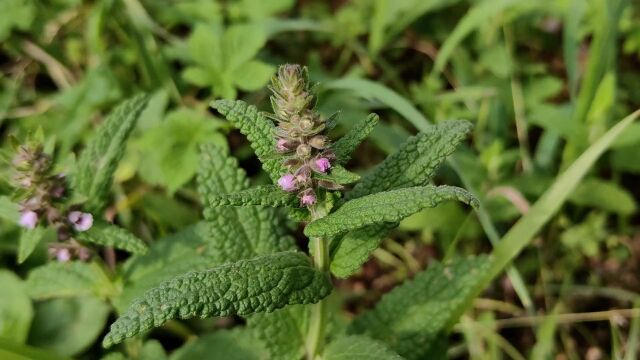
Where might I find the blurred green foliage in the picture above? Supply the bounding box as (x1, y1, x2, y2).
(1, 0, 640, 358)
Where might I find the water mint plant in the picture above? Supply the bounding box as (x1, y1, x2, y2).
(8, 95, 150, 264)
(97, 65, 483, 359)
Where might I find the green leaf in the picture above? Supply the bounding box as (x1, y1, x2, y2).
(28, 297, 110, 357)
(26, 261, 115, 300)
(102, 340, 167, 360)
(74, 93, 149, 212)
(223, 24, 267, 72)
(211, 100, 285, 181)
(185, 24, 271, 99)
(324, 335, 404, 360)
(18, 227, 53, 264)
(233, 60, 275, 91)
(325, 78, 430, 132)
(0, 338, 68, 360)
(349, 256, 491, 359)
(208, 185, 295, 207)
(570, 178, 637, 215)
(228, 0, 295, 21)
(332, 113, 379, 164)
(346, 120, 473, 200)
(103, 251, 332, 347)
(0, 0, 35, 41)
(170, 329, 266, 360)
(0, 196, 20, 222)
(247, 306, 307, 360)
(429, 0, 525, 81)
(329, 223, 396, 278)
(117, 222, 220, 311)
(0, 271, 33, 344)
(76, 222, 148, 254)
(135, 107, 225, 194)
(197, 144, 295, 261)
(315, 165, 361, 185)
(305, 186, 478, 239)
(480, 109, 640, 295)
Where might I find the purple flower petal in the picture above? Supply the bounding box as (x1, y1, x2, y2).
(301, 194, 316, 206)
(277, 174, 297, 192)
(68, 211, 93, 232)
(314, 157, 331, 173)
(56, 248, 71, 263)
(19, 210, 38, 229)
(276, 139, 289, 152)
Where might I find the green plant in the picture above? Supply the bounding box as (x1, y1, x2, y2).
(92, 64, 478, 359)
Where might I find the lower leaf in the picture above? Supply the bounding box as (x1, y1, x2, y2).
(349, 256, 491, 359)
(329, 223, 397, 278)
(324, 335, 404, 360)
(103, 251, 332, 348)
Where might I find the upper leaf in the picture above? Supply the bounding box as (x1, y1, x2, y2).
(305, 185, 478, 238)
(211, 99, 285, 181)
(324, 335, 404, 360)
(74, 94, 149, 212)
(349, 256, 490, 359)
(197, 144, 295, 261)
(346, 120, 472, 200)
(76, 222, 148, 254)
(332, 113, 380, 164)
(103, 251, 332, 347)
(315, 165, 361, 185)
(208, 185, 295, 208)
(329, 223, 396, 278)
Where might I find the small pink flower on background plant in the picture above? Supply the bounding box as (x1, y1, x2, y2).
(68, 211, 93, 232)
(278, 174, 297, 191)
(19, 210, 38, 229)
(276, 139, 289, 152)
(301, 193, 316, 206)
(314, 157, 331, 173)
(56, 248, 71, 262)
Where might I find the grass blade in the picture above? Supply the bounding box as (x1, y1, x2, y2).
(486, 109, 640, 284)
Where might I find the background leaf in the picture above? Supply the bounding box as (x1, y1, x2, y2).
(74, 94, 149, 213)
(28, 297, 110, 357)
(0, 270, 33, 344)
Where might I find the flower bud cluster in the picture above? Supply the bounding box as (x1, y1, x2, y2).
(12, 143, 92, 262)
(270, 65, 341, 207)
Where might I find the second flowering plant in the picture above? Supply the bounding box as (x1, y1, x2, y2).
(96, 65, 484, 360)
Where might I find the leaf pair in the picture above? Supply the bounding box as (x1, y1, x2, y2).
(327, 119, 475, 277)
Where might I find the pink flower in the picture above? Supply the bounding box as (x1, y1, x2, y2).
(276, 139, 289, 152)
(277, 174, 297, 192)
(314, 157, 331, 173)
(68, 211, 93, 232)
(301, 193, 316, 206)
(19, 210, 38, 229)
(56, 248, 71, 263)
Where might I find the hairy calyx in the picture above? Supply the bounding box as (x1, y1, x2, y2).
(269, 64, 339, 207)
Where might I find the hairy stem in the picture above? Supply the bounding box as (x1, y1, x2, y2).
(305, 206, 330, 359)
